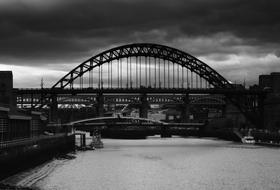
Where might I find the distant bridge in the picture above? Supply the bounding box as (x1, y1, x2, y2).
(63, 116, 205, 138)
(68, 116, 204, 128)
(15, 43, 267, 128)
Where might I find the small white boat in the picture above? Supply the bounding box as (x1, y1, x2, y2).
(241, 136, 255, 144)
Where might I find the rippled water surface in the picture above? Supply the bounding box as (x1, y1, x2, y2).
(36, 137, 280, 190)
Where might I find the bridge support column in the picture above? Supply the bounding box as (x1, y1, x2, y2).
(222, 104, 227, 117)
(96, 93, 104, 117)
(180, 94, 190, 122)
(257, 94, 265, 129)
(160, 125, 171, 138)
(49, 94, 58, 123)
(139, 93, 149, 118)
(224, 98, 247, 128)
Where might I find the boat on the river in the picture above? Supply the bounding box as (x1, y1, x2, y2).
(241, 136, 255, 144)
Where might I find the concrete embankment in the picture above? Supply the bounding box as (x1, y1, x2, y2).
(0, 134, 75, 180)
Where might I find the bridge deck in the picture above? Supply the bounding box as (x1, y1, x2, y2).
(15, 87, 266, 95)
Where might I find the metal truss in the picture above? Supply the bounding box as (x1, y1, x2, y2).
(18, 43, 267, 128)
(53, 43, 232, 89)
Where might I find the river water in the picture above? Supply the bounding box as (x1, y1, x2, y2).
(35, 137, 280, 190)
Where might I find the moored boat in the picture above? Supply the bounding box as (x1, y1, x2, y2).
(241, 136, 255, 144)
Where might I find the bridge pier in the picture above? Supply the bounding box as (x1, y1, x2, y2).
(222, 104, 227, 118)
(257, 94, 265, 129)
(180, 94, 190, 122)
(160, 125, 171, 138)
(49, 94, 58, 123)
(223, 98, 247, 128)
(75, 133, 86, 149)
(96, 93, 104, 117)
(139, 93, 149, 118)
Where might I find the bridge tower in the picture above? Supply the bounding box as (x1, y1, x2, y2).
(96, 93, 104, 117)
(257, 94, 265, 129)
(180, 94, 190, 122)
(160, 125, 171, 138)
(139, 93, 149, 118)
(49, 94, 58, 122)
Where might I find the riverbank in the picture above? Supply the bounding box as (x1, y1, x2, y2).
(0, 134, 75, 180)
(0, 153, 76, 190)
(255, 141, 280, 147)
(0, 183, 34, 190)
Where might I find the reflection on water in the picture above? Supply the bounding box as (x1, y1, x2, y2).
(36, 137, 280, 190)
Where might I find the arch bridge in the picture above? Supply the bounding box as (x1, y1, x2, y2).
(15, 43, 266, 128)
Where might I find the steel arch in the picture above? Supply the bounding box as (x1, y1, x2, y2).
(53, 43, 232, 89)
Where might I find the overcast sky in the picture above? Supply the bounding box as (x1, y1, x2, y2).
(0, 0, 279, 87)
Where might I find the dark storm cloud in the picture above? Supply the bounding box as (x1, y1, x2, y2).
(0, 0, 279, 65)
(179, 0, 280, 41)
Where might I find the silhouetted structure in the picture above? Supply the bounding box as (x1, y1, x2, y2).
(0, 71, 75, 179)
(0, 71, 14, 107)
(259, 73, 280, 131)
(0, 71, 47, 149)
(14, 43, 266, 129)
